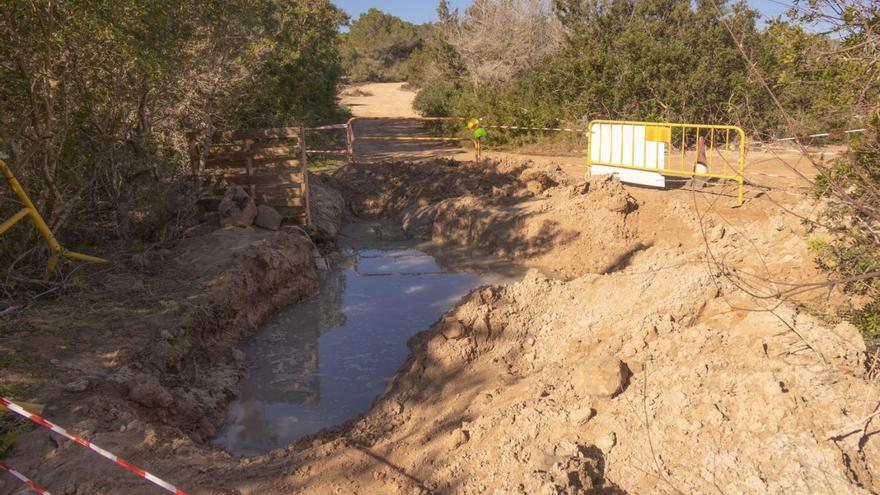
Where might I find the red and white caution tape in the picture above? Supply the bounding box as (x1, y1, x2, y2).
(754, 128, 868, 146)
(0, 396, 188, 495)
(305, 123, 349, 131)
(306, 149, 352, 155)
(774, 128, 866, 142)
(0, 461, 51, 495)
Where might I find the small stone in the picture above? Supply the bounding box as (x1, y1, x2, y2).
(218, 185, 257, 228)
(160, 330, 174, 341)
(570, 404, 595, 425)
(232, 349, 246, 362)
(102, 331, 113, 339)
(254, 205, 283, 231)
(708, 224, 726, 242)
(452, 428, 470, 448)
(595, 432, 617, 453)
(441, 319, 467, 340)
(128, 374, 173, 409)
(571, 354, 629, 399)
(771, 216, 785, 231)
(50, 359, 60, 365)
(63, 379, 89, 393)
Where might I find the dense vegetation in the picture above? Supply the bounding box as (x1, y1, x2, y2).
(341, 9, 432, 83)
(408, 0, 870, 139)
(0, 0, 346, 285)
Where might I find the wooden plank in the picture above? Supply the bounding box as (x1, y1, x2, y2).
(204, 148, 301, 163)
(244, 138, 255, 198)
(258, 196, 306, 208)
(276, 205, 306, 219)
(204, 156, 304, 169)
(226, 174, 302, 187)
(230, 180, 302, 190)
(211, 128, 303, 141)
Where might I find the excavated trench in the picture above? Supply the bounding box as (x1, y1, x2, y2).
(2, 157, 878, 495)
(213, 222, 519, 455)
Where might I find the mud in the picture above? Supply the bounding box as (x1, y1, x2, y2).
(0, 155, 878, 495)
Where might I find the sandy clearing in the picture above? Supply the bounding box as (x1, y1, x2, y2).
(341, 82, 420, 118)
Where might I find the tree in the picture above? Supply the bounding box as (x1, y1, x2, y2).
(0, 0, 346, 276)
(445, 0, 563, 86)
(341, 9, 430, 82)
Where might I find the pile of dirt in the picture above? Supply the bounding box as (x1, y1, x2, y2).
(308, 173, 346, 242)
(339, 251, 878, 494)
(334, 160, 644, 278)
(173, 240, 878, 494)
(331, 159, 534, 218)
(1, 154, 876, 495)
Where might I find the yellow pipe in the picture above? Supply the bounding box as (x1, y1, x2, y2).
(0, 159, 110, 273)
(0, 208, 30, 235)
(584, 123, 596, 176)
(588, 160, 740, 181)
(353, 136, 466, 142)
(66, 251, 111, 264)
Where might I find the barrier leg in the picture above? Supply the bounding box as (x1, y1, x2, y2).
(1, 159, 110, 275)
(0, 209, 30, 235)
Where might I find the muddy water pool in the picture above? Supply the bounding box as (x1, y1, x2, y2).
(213, 227, 517, 455)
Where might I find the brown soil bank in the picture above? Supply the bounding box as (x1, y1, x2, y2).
(0, 228, 320, 493)
(0, 158, 877, 495)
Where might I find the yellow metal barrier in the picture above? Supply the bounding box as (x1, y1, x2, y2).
(587, 120, 746, 205)
(0, 159, 109, 275)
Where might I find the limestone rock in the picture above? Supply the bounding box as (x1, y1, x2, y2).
(441, 318, 468, 340)
(254, 205, 283, 231)
(572, 355, 629, 398)
(63, 379, 89, 393)
(218, 185, 257, 228)
(128, 374, 173, 409)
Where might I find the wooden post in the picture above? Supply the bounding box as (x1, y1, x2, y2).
(300, 126, 312, 227)
(244, 138, 255, 198)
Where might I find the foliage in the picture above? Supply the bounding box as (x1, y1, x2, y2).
(414, 0, 864, 141)
(0, 0, 346, 280)
(811, 123, 880, 348)
(341, 9, 432, 83)
(794, 1, 880, 349)
(445, 0, 562, 86)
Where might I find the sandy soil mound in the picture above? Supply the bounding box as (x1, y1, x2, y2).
(339, 252, 877, 494)
(2, 154, 876, 495)
(333, 160, 643, 278)
(175, 241, 878, 494)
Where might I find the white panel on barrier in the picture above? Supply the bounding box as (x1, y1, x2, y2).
(590, 123, 667, 188)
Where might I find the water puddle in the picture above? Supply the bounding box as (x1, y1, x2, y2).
(213, 228, 515, 456)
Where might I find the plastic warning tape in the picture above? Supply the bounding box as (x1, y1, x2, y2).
(0, 461, 51, 495)
(755, 128, 867, 145)
(774, 128, 866, 142)
(0, 396, 188, 495)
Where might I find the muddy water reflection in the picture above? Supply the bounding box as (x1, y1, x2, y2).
(213, 247, 510, 455)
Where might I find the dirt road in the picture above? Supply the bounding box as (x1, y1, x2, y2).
(340, 82, 420, 118)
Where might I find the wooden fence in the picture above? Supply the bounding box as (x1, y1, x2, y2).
(188, 127, 311, 226)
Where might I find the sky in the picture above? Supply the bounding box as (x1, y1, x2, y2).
(333, 0, 797, 26)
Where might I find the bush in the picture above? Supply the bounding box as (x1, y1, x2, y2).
(341, 9, 433, 83)
(0, 0, 347, 283)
